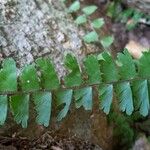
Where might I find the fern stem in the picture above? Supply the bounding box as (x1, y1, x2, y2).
(1, 76, 150, 96)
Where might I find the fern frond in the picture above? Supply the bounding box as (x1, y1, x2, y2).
(0, 50, 150, 127)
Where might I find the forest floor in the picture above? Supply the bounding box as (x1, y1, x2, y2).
(0, 131, 102, 150)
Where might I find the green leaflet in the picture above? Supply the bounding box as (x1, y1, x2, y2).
(33, 92, 52, 127)
(64, 54, 82, 87)
(126, 10, 143, 30)
(99, 84, 113, 114)
(0, 58, 17, 92)
(116, 50, 135, 115)
(10, 94, 29, 128)
(106, 1, 116, 18)
(74, 87, 92, 110)
(84, 55, 101, 84)
(98, 51, 119, 82)
(117, 49, 136, 80)
(36, 58, 59, 90)
(20, 65, 40, 91)
(68, 1, 80, 13)
(0, 95, 7, 125)
(92, 18, 105, 29)
(138, 52, 150, 78)
(82, 5, 98, 16)
(100, 36, 114, 48)
(118, 8, 133, 23)
(75, 15, 87, 25)
(83, 31, 99, 43)
(116, 82, 134, 115)
(56, 89, 73, 121)
(132, 80, 149, 117)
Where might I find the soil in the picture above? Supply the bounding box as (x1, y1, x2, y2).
(0, 131, 102, 150)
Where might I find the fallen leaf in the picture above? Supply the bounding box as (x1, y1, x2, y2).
(125, 40, 149, 59)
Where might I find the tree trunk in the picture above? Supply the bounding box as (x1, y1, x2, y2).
(0, 0, 112, 149)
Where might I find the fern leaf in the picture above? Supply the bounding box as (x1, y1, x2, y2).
(92, 18, 105, 29)
(132, 80, 149, 117)
(82, 5, 98, 16)
(68, 1, 80, 13)
(117, 49, 136, 80)
(64, 54, 82, 87)
(74, 87, 92, 110)
(116, 82, 134, 115)
(75, 15, 87, 25)
(33, 92, 52, 127)
(10, 94, 29, 128)
(83, 31, 99, 43)
(20, 65, 40, 91)
(36, 58, 59, 90)
(100, 36, 114, 48)
(0, 95, 7, 125)
(98, 51, 119, 82)
(99, 84, 113, 114)
(0, 58, 17, 92)
(84, 55, 101, 84)
(138, 52, 150, 78)
(56, 89, 73, 121)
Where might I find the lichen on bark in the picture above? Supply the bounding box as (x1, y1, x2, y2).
(0, 0, 97, 77)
